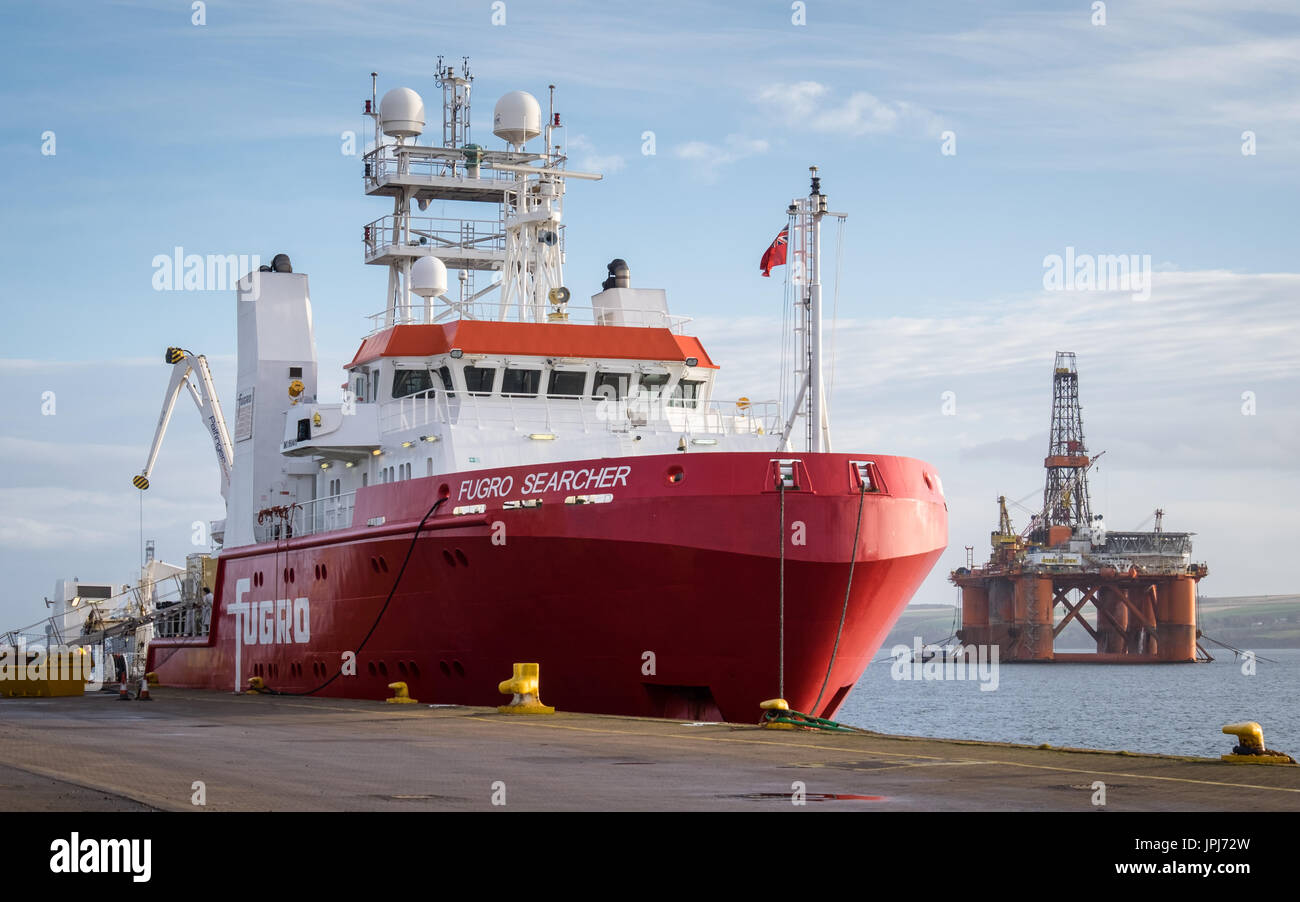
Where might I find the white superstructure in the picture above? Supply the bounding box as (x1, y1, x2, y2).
(137, 59, 844, 551)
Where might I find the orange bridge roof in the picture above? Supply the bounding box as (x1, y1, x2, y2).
(348, 320, 717, 369)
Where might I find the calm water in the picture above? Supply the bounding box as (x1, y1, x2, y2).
(837, 647, 1300, 759)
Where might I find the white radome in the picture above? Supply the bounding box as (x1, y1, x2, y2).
(380, 87, 425, 138)
(493, 91, 541, 145)
(410, 256, 448, 298)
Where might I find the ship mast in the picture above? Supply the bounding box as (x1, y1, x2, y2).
(781, 167, 843, 453)
(360, 59, 601, 330)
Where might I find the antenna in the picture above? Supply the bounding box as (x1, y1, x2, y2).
(436, 55, 473, 149)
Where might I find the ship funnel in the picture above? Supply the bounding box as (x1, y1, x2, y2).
(410, 256, 448, 298)
(602, 258, 630, 290)
(379, 87, 426, 139)
(493, 91, 541, 146)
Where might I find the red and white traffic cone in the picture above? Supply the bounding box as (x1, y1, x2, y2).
(137, 676, 152, 701)
(116, 677, 130, 701)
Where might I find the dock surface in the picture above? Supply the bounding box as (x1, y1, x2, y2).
(2, 689, 1297, 811)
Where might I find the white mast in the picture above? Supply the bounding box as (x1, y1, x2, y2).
(781, 167, 842, 453)
(808, 166, 829, 453)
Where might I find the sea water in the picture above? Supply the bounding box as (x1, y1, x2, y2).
(837, 647, 1300, 759)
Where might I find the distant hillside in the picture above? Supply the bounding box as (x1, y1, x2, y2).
(880, 604, 961, 653)
(883, 595, 1300, 654)
(1196, 595, 1300, 649)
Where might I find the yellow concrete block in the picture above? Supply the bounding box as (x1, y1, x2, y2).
(0, 648, 90, 698)
(1220, 754, 1296, 766)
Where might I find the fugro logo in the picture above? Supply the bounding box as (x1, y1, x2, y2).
(49, 833, 151, 882)
(227, 578, 310, 690)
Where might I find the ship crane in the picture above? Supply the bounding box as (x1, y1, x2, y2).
(133, 347, 234, 499)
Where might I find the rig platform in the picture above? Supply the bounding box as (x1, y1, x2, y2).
(951, 352, 1210, 663)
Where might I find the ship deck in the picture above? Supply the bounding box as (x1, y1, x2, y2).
(2, 689, 1297, 811)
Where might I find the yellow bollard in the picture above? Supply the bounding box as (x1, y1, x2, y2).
(759, 697, 794, 730)
(386, 681, 418, 704)
(245, 676, 269, 694)
(1221, 722, 1296, 765)
(497, 663, 555, 715)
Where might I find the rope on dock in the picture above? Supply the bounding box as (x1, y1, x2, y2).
(760, 706, 868, 734)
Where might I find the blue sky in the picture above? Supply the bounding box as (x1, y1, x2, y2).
(1, 0, 1298, 625)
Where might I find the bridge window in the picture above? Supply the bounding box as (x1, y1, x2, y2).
(638, 373, 670, 393)
(592, 372, 630, 401)
(392, 369, 434, 398)
(670, 379, 703, 409)
(548, 370, 587, 397)
(464, 365, 497, 395)
(502, 368, 542, 397)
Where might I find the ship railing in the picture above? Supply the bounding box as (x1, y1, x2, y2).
(0, 571, 210, 655)
(253, 492, 357, 543)
(363, 146, 519, 189)
(379, 391, 780, 438)
(362, 213, 509, 261)
(363, 301, 693, 336)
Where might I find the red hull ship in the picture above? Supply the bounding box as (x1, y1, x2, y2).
(142, 62, 947, 723)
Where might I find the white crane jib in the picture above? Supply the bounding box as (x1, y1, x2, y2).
(134, 347, 234, 499)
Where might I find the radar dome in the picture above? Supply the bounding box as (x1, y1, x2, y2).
(380, 87, 425, 139)
(410, 256, 448, 298)
(493, 91, 542, 146)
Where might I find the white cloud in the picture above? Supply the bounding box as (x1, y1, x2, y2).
(755, 81, 943, 137)
(673, 134, 769, 178)
(687, 267, 1300, 601)
(566, 134, 625, 174)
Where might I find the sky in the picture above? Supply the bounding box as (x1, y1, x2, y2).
(0, 0, 1297, 628)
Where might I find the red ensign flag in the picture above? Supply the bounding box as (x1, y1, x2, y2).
(760, 226, 789, 277)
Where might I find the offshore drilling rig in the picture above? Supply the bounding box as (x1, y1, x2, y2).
(951, 352, 1210, 662)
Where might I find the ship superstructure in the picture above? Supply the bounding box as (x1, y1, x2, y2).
(138, 61, 948, 722)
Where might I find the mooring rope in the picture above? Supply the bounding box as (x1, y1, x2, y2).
(809, 480, 868, 716)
